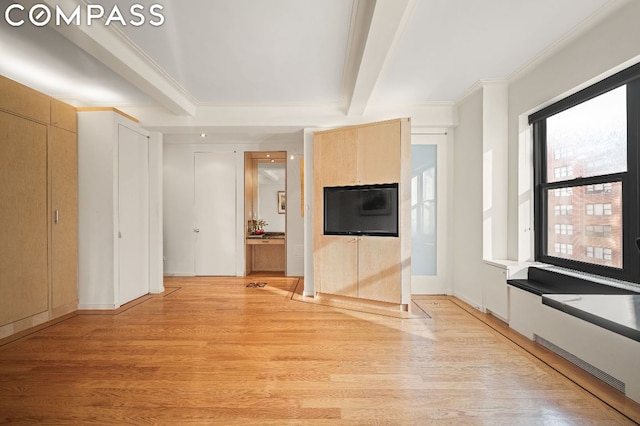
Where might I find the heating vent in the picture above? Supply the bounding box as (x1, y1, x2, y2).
(535, 335, 625, 394)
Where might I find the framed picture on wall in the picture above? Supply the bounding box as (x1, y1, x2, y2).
(278, 191, 286, 214)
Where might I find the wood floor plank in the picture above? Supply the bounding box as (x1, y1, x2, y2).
(0, 276, 637, 424)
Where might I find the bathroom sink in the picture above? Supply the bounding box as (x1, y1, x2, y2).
(263, 232, 285, 239)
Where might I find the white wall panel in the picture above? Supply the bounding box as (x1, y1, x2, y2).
(194, 152, 237, 276)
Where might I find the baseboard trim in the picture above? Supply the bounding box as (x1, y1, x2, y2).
(0, 312, 77, 347)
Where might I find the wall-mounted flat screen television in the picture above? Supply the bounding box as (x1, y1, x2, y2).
(323, 183, 398, 237)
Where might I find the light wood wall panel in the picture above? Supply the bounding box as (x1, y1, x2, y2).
(0, 76, 50, 123)
(313, 118, 410, 308)
(317, 235, 359, 297)
(0, 111, 49, 326)
(251, 244, 286, 272)
(358, 237, 402, 303)
(50, 99, 77, 133)
(0, 74, 78, 338)
(399, 118, 412, 305)
(50, 126, 78, 315)
(314, 128, 357, 187)
(357, 120, 401, 184)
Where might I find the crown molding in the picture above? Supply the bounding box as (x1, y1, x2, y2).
(43, 0, 197, 116)
(507, 0, 632, 84)
(455, 79, 508, 105)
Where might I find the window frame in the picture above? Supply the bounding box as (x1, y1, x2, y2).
(530, 62, 640, 283)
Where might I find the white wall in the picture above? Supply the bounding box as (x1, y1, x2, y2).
(453, 0, 640, 306)
(482, 83, 509, 261)
(163, 138, 304, 277)
(285, 148, 304, 277)
(451, 89, 486, 308)
(451, 0, 640, 402)
(507, 0, 640, 260)
(78, 111, 155, 309)
(148, 131, 164, 293)
(303, 129, 316, 295)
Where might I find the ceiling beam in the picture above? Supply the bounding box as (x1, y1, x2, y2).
(344, 0, 416, 117)
(43, 0, 196, 116)
(340, 0, 376, 113)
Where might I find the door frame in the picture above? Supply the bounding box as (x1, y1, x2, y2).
(243, 151, 287, 276)
(411, 130, 451, 294)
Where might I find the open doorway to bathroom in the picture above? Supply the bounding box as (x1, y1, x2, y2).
(244, 152, 287, 276)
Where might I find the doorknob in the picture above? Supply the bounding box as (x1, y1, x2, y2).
(194, 228, 200, 233)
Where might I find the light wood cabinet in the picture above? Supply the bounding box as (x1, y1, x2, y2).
(316, 235, 359, 297)
(315, 128, 358, 187)
(316, 236, 402, 303)
(0, 111, 49, 327)
(246, 239, 286, 272)
(313, 118, 411, 307)
(50, 99, 78, 133)
(358, 237, 402, 303)
(50, 126, 79, 315)
(314, 121, 400, 188)
(357, 120, 401, 184)
(0, 75, 78, 337)
(0, 75, 50, 123)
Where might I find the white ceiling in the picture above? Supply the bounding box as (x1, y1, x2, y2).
(0, 0, 620, 140)
(373, 0, 614, 103)
(101, 0, 354, 105)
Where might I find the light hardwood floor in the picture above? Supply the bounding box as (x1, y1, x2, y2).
(0, 276, 638, 425)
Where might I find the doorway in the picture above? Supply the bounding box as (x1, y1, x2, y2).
(244, 152, 287, 276)
(411, 133, 449, 294)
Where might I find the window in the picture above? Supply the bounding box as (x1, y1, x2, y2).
(554, 146, 573, 160)
(554, 243, 573, 256)
(553, 165, 574, 179)
(586, 203, 613, 216)
(586, 183, 612, 193)
(554, 204, 573, 216)
(554, 187, 573, 197)
(554, 224, 574, 235)
(585, 225, 612, 238)
(585, 247, 613, 263)
(530, 63, 640, 283)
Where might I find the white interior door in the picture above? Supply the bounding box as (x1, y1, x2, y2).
(194, 152, 237, 276)
(118, 124, 149, 304)
(411, 133, 449, 294)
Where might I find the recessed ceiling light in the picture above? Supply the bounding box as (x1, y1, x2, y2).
(200, 133, 206, 138)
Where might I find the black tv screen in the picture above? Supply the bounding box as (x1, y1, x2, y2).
(324, 183, 398, 237)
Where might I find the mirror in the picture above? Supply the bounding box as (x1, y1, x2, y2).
(256, 161, 285, 233)
(244, 151, 287, 236)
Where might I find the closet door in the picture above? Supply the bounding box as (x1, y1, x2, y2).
(317, 235, 358, 297)
(194, 152, 236, 276)
(358, 236, 402, 303)
(0, 111, 48, 325)
(314, 129, 358, 186)
(357, 120, 400, 184)
(50, 126, 78, 312)
(118, 124, 149, 304)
